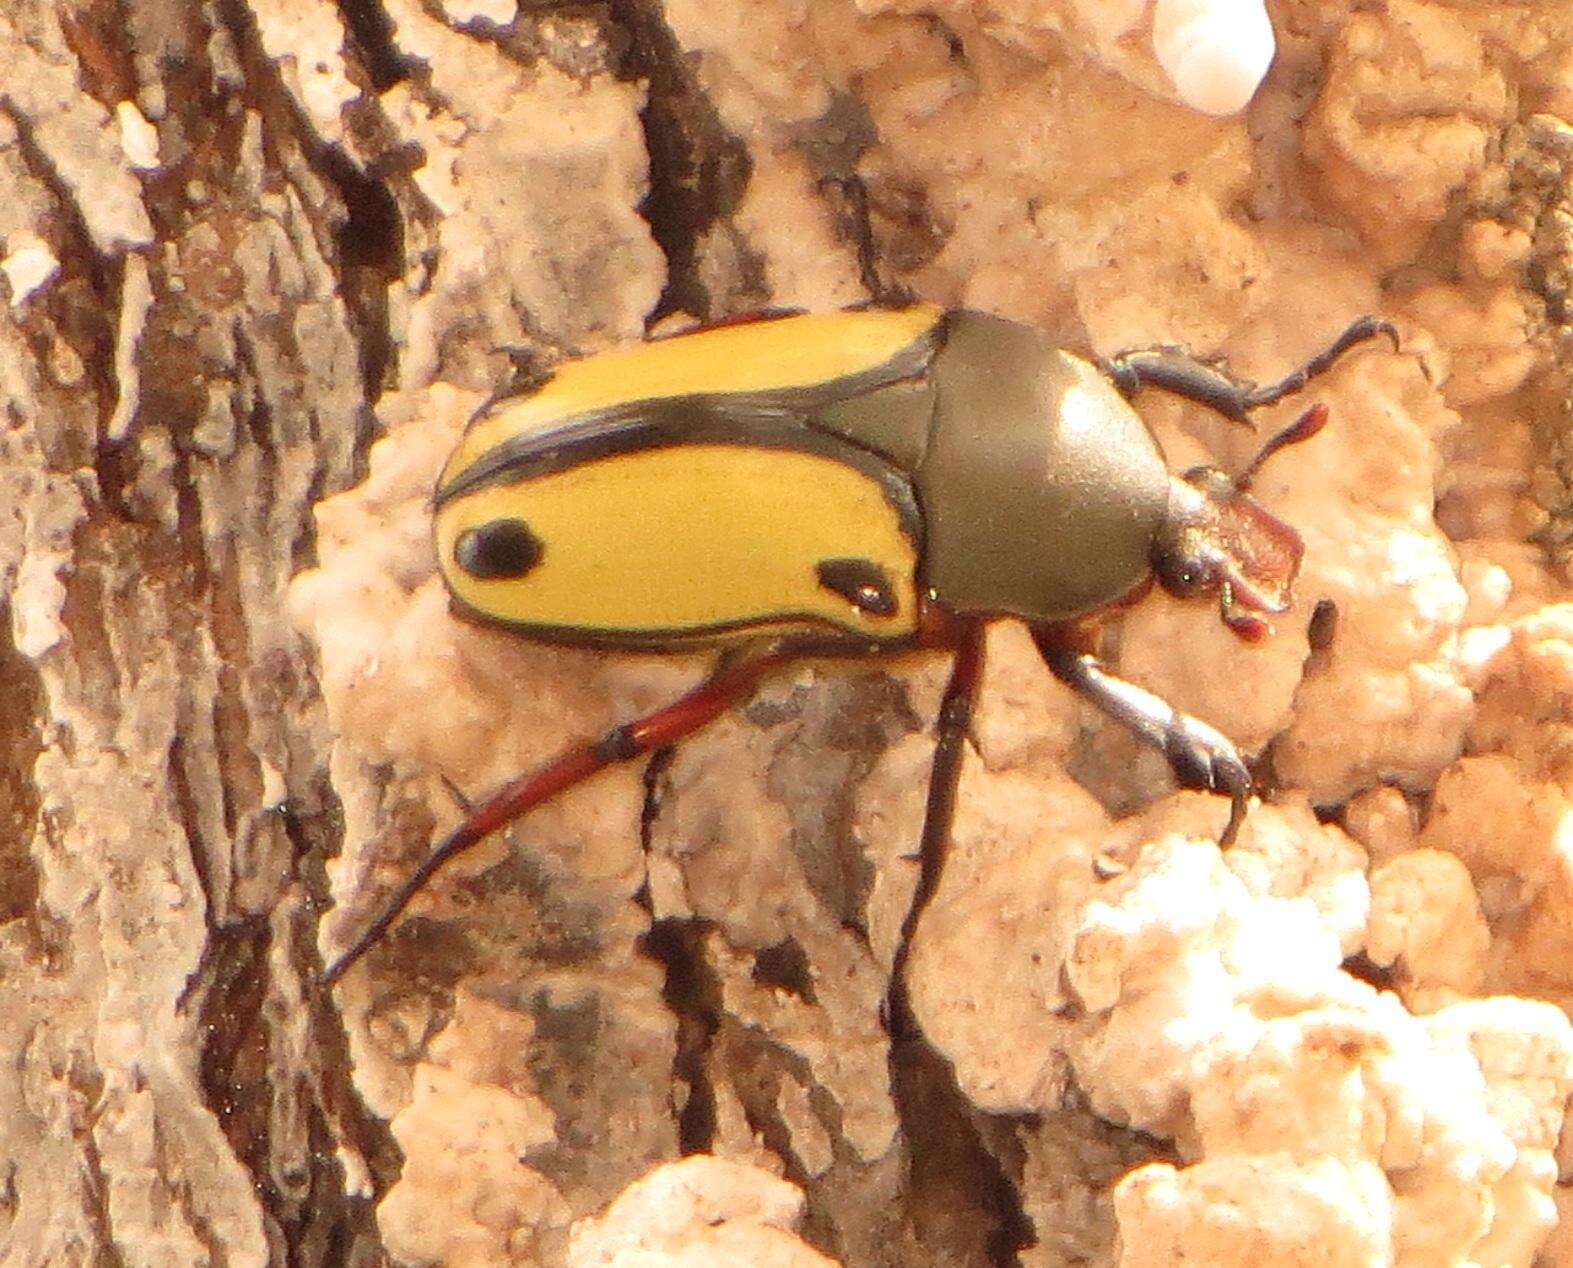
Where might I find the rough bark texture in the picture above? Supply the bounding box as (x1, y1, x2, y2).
(7, 0, 1573, 1265)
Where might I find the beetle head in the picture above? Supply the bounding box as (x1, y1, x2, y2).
(1152, 403, 1327, 642)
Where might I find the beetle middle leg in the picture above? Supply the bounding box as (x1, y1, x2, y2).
(885, 620, 987, 1040)
(1030, 623, 1250, 845)
(1099, 315, 1399, 422)
(323, 643, 797, 986)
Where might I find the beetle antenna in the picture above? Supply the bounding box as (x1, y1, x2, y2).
(1236, 402, 1328, 492)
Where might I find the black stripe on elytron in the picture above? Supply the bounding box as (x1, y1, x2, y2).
(440, 312, 948, 498)
(443, 591, 923, 656)
(460, 309, 817, 423)
(434, 400, 927, 548)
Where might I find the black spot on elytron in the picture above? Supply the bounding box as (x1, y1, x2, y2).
(816, 557, 897, 616)
(454, 519, 543, 580)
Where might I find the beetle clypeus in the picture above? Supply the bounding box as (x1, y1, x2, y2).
(323, 303, 1395, 1014)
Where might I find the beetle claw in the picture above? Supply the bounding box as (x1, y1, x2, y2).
(1219, 792, 1248, 847)
(1164, 715, 1246, 791)
(1163, 714, 1253, 845)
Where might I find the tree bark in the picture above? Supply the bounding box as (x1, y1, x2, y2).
(4, 1, 1573, 1266)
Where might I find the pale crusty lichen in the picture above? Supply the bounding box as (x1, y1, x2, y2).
(375, 990, 571, 1267)
(565, 1155, 835, 1266)
(1065, 838, 1568, 1263)
(378, 0, 664, 386)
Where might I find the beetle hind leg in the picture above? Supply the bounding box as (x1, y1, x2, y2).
(1031, 625, 1251, 846)
(323, 644, 797, 987)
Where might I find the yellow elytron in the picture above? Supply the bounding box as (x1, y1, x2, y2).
(434, 305, 949, 648)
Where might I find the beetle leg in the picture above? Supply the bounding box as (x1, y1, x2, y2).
(1030, 626, 1250, 846)
(1240, 316, 1401, 410)
(886, 620, 987, 1040)
(323, 645, 796, 987)
(1100, 315, 1398, 422)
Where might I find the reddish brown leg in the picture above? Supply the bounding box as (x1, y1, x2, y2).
(885, 619, 987, 1040)
(323, 647, 795, 986)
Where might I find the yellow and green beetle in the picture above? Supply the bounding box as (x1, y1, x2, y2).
(325, 303, 1394, 1003)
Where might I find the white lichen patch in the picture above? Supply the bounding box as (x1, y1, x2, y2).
(251, 0, 364, 156)
(11, 548, 69, 659)
(566, 1156, 835, 1268)
(114, 101, 160, 172)
(1, 232, 60, 307)
(1061, 838, 1573, 1263)
(377, 993, 570, 1266)
(441, 0, 519, 27)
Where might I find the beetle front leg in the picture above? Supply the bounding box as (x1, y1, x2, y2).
(1100, 315, 1398, 422)
(1030, 626, 1250, 845)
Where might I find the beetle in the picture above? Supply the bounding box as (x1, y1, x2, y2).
(322, 303, 1394, 1008)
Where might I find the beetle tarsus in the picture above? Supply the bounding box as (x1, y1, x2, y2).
(1102, 314, 1397, 421)
(1032, 629, 1255, 844)
(1241, 316, 1399, 411)
(439, 773, 474, 813)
